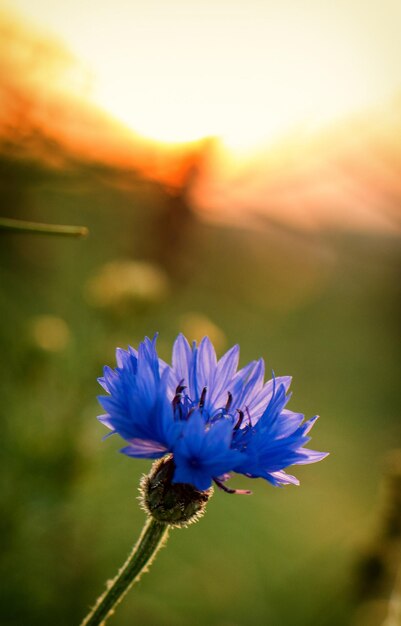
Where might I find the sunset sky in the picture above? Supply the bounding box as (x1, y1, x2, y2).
(3, 0, 401, 151)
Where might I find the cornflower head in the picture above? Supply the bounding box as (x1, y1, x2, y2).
(82, 334, 328, 626)
(98, 334, 327, 494)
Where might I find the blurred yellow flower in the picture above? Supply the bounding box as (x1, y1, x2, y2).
(85, 259, 169, 311)
(30, 315, 71, 352)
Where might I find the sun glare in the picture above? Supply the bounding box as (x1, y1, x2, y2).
(90, 20, 384, 152)
(5, 0, 401, 153)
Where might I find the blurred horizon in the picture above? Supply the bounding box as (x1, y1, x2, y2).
(4, 0, 401, 146)
(1, 6, 401, 234)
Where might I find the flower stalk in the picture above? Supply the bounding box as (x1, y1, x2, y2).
(81, 456, 213, 626)
(0, 217, 88, 238)
(80, 517, 169, 626)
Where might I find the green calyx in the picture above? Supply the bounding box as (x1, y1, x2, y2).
(140, 455, 213, 527)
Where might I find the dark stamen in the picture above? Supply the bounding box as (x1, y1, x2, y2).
(225, 391, 233, 412)
(172, 380, 186, 415)
(234, 410, 244, 430)
(176, 382, 186, 395)
(245, 406, 252, 428)
(213, 477, 252, 495)
(199, 386, 207, 409)
(186, 407, 195, 420)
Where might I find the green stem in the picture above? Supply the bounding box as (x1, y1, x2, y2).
(80, 518, 169, 626)
(0, 217, 88, 238)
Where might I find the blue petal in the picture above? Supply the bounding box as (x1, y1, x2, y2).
(294, 450, 329, 464)
(173, 464, 213, 491)
(121, 439, 169, 459)
(247, 376, 292, 424)
(234, 358, 265, 410)
(172, 412, 242, 490)
(208, 344, 240, 406)
(170, 334, 192, 394)
(97, 414, 115, 431)
(264, 470, 300, 486)
(196, 336, 217, 392)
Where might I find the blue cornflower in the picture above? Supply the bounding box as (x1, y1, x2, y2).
(98, 334, 328, 492)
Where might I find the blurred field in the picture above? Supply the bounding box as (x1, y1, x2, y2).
(0, 151, 400, 626)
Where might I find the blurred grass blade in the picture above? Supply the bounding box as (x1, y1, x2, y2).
(0, 217, 89, 238)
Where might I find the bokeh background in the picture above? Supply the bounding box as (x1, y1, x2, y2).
(0, 2, 401, 625)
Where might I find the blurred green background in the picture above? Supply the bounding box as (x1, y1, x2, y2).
(0, 155, 400, 626)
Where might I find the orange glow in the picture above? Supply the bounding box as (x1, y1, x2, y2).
(1, 8, 401, 235)
(5, 0, 401, 152)
(0, 12, 206, 188)
(192, 106, 401, 234)
(63, 17, 399, 152)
